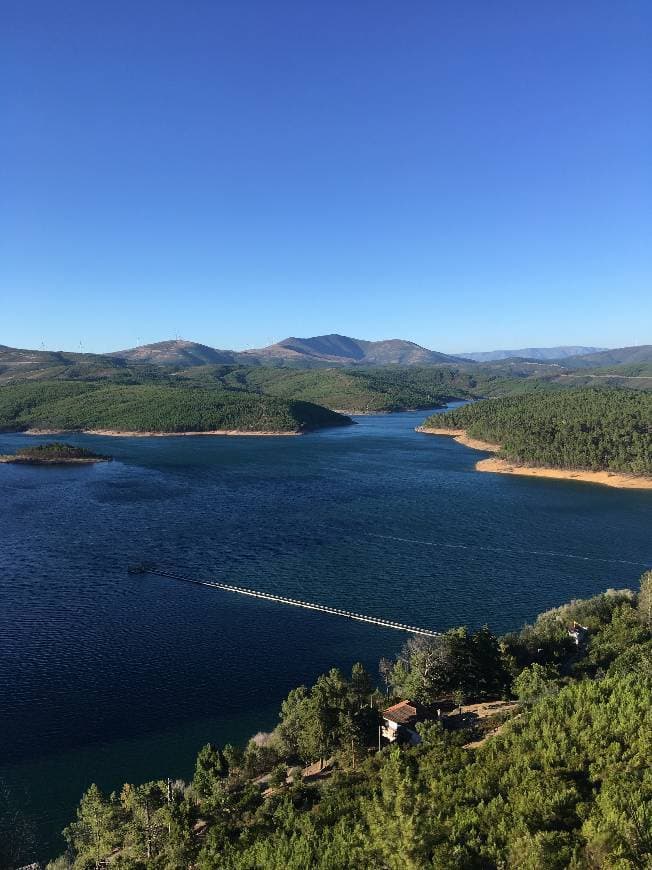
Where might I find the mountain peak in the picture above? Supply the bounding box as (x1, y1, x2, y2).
(250, 334, 464, 366)
(111, 340, 239, 366)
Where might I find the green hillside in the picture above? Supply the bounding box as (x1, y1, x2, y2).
(0, 382, 350, 433)
(177, 365, 484, 411)
(2, 343, 650, 423)
(210, 363, 605, 406)
(178, 363, 652, 408)
(0, 346, 128, 384)
(553, 362, 652, 391)
(42, 574, 652, 870)
(423, 388, 652, 475)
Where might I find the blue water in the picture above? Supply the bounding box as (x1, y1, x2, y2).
(0, 410, 650, 859)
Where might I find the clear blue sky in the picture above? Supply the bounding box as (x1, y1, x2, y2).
(3, 1, 650, 353)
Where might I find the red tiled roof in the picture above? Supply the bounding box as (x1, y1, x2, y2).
(382, 700, 423, 727)
(383, 698, 455, 726)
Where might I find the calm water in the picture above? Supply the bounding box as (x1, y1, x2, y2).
(1, 410, 650, 859)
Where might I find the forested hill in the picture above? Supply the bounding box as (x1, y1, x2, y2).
(423, 388, 652, 475)
(37, 573, 652, 869)
(178, 365, 478, 411)
(2, 341, 651, 407)
(0, 382, 350, 434)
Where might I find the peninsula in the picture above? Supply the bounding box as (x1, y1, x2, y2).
(0, 382, 352, 436)
(419, 388, 652, 489)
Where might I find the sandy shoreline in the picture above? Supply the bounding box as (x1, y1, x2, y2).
(415, 427, 501, 453)
(22, 428, 301, 438)
(334, 406, 445, 416)
(476, 458, 652, 490)
(417, 427, 651, 490)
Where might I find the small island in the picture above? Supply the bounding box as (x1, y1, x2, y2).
(0, 442, 112, 465)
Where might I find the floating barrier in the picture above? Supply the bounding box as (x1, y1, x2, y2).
(134, 565, 441, 638)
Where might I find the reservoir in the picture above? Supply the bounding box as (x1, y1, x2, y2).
(0, 409, 650, 858)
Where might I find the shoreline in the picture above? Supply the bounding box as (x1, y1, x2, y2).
(475, 458, 652, 490)
(333, 404, 449, 416)
(21, 428, 302, 438)
(415, 427, 501, 453)
(0, 455, 110, 465)
(416, 427, 652, 490)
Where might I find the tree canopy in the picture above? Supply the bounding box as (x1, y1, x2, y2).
(42, 574, 652, 870)
(0, 381, 350, 434)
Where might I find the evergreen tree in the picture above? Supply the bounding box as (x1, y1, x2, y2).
(63, 784, 122, 869)
(471, 626, 511, 697)
(120, 781, 166, 860)
(513, 663, 560, 706)
(192, 744, 227, 799)
(638, 570, 652, 630)
(349, 662, 374, 708)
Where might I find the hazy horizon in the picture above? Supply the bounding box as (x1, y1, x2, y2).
(0, 332, 626, 357)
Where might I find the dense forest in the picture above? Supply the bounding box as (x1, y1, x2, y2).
(1, 354, 650, 444)
(0, 357, 481, 410)
(0, 382, 350, 434)
(21, 572, 651, 870)
(423, 388, 652, 475)
(0, 364, 562, 427)
(2, 342, 650, 413)
(177, 365, 482, 411)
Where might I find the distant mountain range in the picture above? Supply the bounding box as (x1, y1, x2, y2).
(107, 337, 652, 369)
(553, 345, 652, 368)
(1, 337, 650, 382)
(245, 334, 466, 366)
(113, 334, 467, 368)
(460, 346, 607, 363)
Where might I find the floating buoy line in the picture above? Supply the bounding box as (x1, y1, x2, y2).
(130, 564, 441, 637)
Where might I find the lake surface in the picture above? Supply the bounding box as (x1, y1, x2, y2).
(1, 409, 650, 859)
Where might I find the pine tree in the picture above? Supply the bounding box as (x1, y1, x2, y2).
(638, 570, 652, 629)
(63, 783, 121, 869)
(193, 744, 227, 799)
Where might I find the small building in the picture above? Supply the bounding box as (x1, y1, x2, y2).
(381, 699, 451, 745)
(567, 621, 589, 646)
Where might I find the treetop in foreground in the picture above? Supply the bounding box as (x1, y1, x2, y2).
(39, 572, 652, 870)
